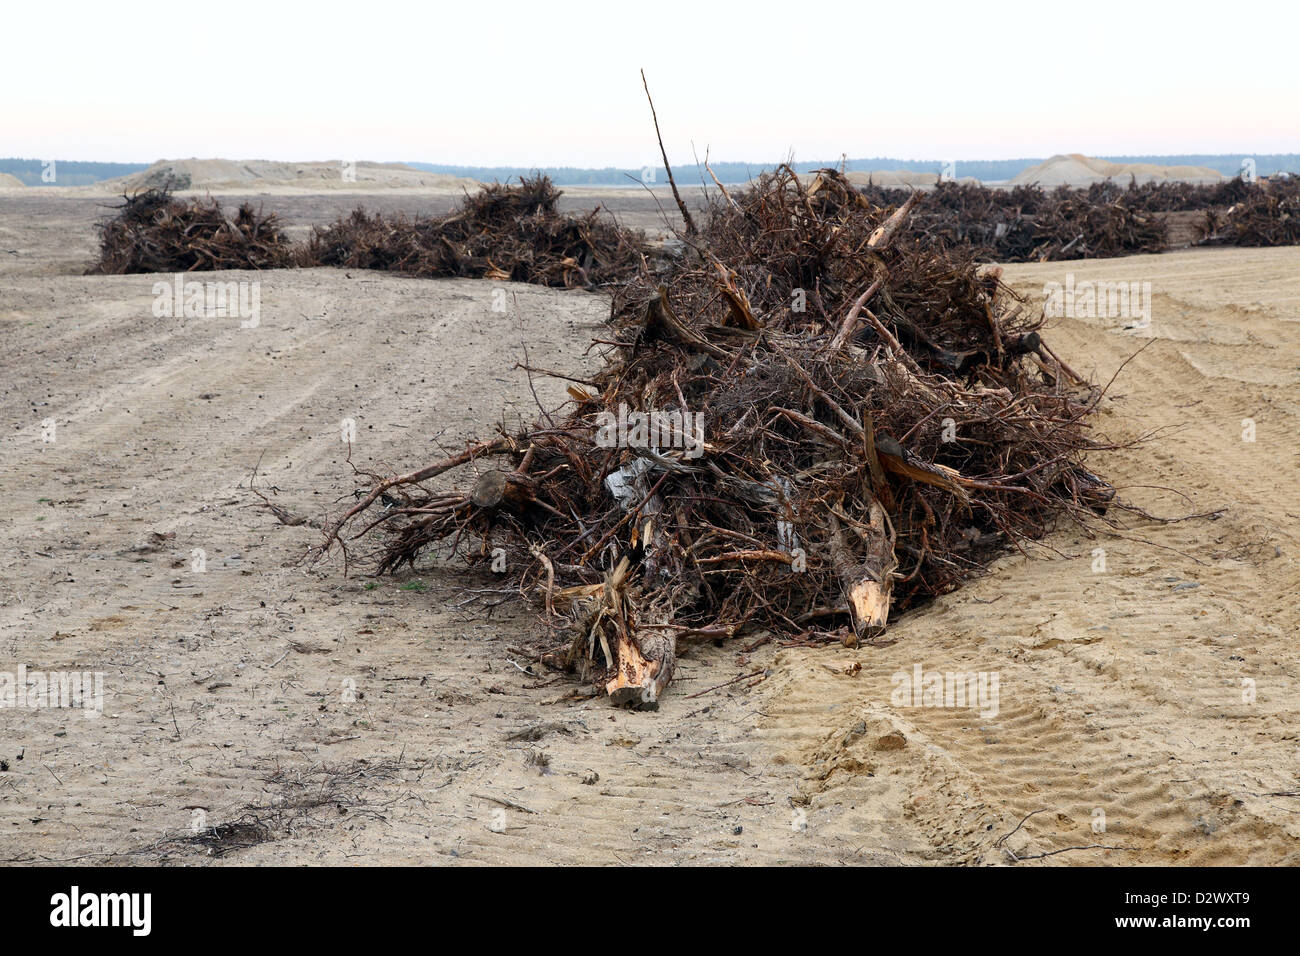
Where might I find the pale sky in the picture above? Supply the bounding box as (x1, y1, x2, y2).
(4, 0, 1297, 166)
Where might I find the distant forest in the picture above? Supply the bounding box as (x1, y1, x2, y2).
(408, 155, 1300, 185)
(0, 158, 148, 186)
(3, 154, 1297, 188)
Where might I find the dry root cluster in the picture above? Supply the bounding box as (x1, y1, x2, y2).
(303, 174, 645, 288)
(87, 186, 295, 274)
(858, 175, 1298, 261)
(319, 168, 1124, 708)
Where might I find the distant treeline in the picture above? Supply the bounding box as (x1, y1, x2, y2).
(0, 158, 149, 186)
(1101, 154, 1300, 177)
(409, 155, 1300, 186)
(404, 159, 1027, 186)
(5, 154, 1298, 188)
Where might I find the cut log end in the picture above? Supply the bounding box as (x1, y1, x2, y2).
(846, 578, 892, 645)
(829, 496, 897, 647)
(605, 627, 675, 711)
(470, 470, 534, 511)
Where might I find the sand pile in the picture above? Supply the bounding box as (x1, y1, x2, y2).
(847, 170, 939, 188)
(101, 159, 479, 193)
(846, 170, 980, 188)
(1012, 154, 1224, 187)
(0, 172, 26, 189)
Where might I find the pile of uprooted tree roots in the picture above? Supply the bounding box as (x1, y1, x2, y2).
(1199, 175, 1300, 246)
(87, 185, 296, 274)
(88, 175, 647, 289)
(855, 175, 1300, 261)
(857, 180, 1168, 261)
(302, 174, 646, 288)
(316, 167, 1123, 709)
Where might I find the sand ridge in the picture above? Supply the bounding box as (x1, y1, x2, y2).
(78, 158, 481, 197)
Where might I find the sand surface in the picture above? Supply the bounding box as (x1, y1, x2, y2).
(1, 193, 1298, 865)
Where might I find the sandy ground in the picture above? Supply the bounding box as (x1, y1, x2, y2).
(1, 194, 1298, 866)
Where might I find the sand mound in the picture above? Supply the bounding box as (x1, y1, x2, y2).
(100, 159, 478, 193)
(0, 172, 26, 189)
(847, 170, 939, 187)
(1012, 153, 1224, 187)
(845, 170, 982, 188)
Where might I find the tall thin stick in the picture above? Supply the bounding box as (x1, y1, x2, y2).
(641, 69, 697, 236)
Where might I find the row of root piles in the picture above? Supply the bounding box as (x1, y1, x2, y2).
(86, 173, 1300, 282)
(317, 167, 1124, 710)
(87, 174, 648, 289)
